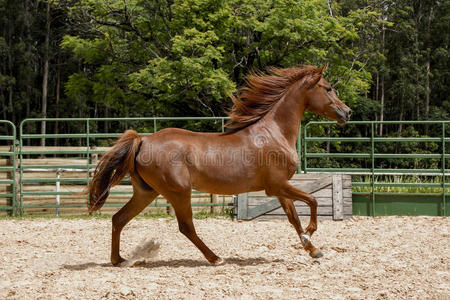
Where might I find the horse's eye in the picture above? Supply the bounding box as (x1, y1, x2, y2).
(326, 87, 332, 93)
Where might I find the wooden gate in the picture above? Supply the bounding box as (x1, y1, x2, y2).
(235, 173, 351, 220)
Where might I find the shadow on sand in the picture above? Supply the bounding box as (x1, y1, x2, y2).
(62, 257, 283, 270)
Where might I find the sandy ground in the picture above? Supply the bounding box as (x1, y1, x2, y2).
(0, 216, 449, 299)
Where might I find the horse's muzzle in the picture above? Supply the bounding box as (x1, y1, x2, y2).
(336, 107, 351, 125)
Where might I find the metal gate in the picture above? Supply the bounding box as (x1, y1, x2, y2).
(303, 121, 449, 216)
(0, 120, 17, 215)
(18, 117, 232, 216)
(1, 118, 449, 217)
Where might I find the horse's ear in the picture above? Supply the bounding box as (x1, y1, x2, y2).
(307, 64, 326, 87)
(308, 70, 322, 88)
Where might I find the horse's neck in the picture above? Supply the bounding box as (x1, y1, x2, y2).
(265, 86, 306, 146)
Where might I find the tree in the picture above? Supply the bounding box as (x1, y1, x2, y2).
(61, 0, 373, 125)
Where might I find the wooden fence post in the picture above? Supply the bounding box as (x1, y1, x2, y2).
(332, 175, 344, 220)
(90, 145, 98, 174)
(210, 193, 218, 213)
(237, 193, 248, 220)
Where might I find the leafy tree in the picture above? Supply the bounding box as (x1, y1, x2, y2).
(61, 0, 372, 122)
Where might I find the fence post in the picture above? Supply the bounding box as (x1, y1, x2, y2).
(6, 144, 16, 216)
(19, 121, 24, 216)
(442, 122, 446, 216)
(86, 120, 91, 213)
(371, 123, 375, 217)
(210, 193, 218, 214)
(55, 169, 61, 217)
(153, 119, 160, 211)
(237, 193, 248, 220)
(303, 124, 308, 173)
(332, 175, 344, 220)
(297, 124, 301, 173)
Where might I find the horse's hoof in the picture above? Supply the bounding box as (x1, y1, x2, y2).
(311, 250, 323, 259)
(111, 257, 126, 266)
(210, 257, 224, 266)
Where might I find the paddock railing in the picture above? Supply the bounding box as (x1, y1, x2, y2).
(0, 118, 448, 217)
(0, 120, 17, 215)
(16, 117, 235, 216)
(303, 121, 449, 216)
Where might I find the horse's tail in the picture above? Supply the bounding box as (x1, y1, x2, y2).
(88, 130, 142, 213)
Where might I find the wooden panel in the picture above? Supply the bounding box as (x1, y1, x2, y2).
(236, 174, 352, 220)
(254, 206, 333, 216)
(21, 146, 89, 151)
(248, 196, 332, 206)
(343, 177, 352, 189)
(237, 193, 248, 220)
(21, 158, 87, 166)
(22, 172, 88, 179)
(332, 175, 344, 220)
(240, 174, 333, 220)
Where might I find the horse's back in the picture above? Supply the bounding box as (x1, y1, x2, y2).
(135, 127, 264, 194)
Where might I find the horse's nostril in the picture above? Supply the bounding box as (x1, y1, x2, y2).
(347, 109, 352, 117)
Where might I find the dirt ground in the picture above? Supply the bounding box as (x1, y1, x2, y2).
(0, 216, 449, 299)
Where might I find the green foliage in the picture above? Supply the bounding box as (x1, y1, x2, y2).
(0, 0, 448, 171)
(59, 0, 373, 119)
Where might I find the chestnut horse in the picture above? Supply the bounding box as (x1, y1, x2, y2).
(88, 65, 351, 266)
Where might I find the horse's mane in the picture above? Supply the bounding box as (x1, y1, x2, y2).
(224, 65, 320, 134)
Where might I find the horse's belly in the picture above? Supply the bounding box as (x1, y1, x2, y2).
(190, 167, 263, 195)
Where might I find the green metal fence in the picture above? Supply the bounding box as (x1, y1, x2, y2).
(18, 117, 231, 216)
(0, 120, 17, 215)
(303, 121, 449, 216)
(2, 118, 449, 216)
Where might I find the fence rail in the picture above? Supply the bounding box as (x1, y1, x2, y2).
(16, 117, 233, 216)
(0, 118, 449, 216)
(0, 120, 16, 215)
(303, 120, 449, 216)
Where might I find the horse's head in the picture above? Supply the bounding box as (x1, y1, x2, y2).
(304, 65, 351, 125)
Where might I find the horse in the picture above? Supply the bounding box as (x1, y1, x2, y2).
(88, 65, 351, 266)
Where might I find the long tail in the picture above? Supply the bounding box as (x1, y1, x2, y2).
(88, 130, 142, 213)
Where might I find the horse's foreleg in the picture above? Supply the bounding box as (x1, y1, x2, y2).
(167, 192, 223, 265)
(111, 190, 158, 266)
(277, 185, 318, 236)
(276, 186, 322, 258)
(278, 196, 305, 235)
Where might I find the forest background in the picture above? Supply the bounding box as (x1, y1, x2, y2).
(0, 0, 448, 163)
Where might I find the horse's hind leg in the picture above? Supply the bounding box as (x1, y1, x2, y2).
(111, 176, 158, 266)
(165, 191, 223, 265)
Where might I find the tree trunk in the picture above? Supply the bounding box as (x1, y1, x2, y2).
(379, 73, 385, 136)
(424, 6, 433, 135)
(54, 52, 61, 147)
(375, 71, 379, 133)
(7, 17, 14, 126)
(326, 125, 331, 153)
(105, 107, 110, 132)
(379, 22, 385, 136)
(425, 60, 430, 119)
(40, 0, 51, 148)
(0, 84, 6, 120)
(397, 99, 404, 137)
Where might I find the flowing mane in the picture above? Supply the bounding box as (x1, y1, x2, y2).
(225, 65, 320, 133)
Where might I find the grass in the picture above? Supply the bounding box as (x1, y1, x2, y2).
(352, 175, 450, 194)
